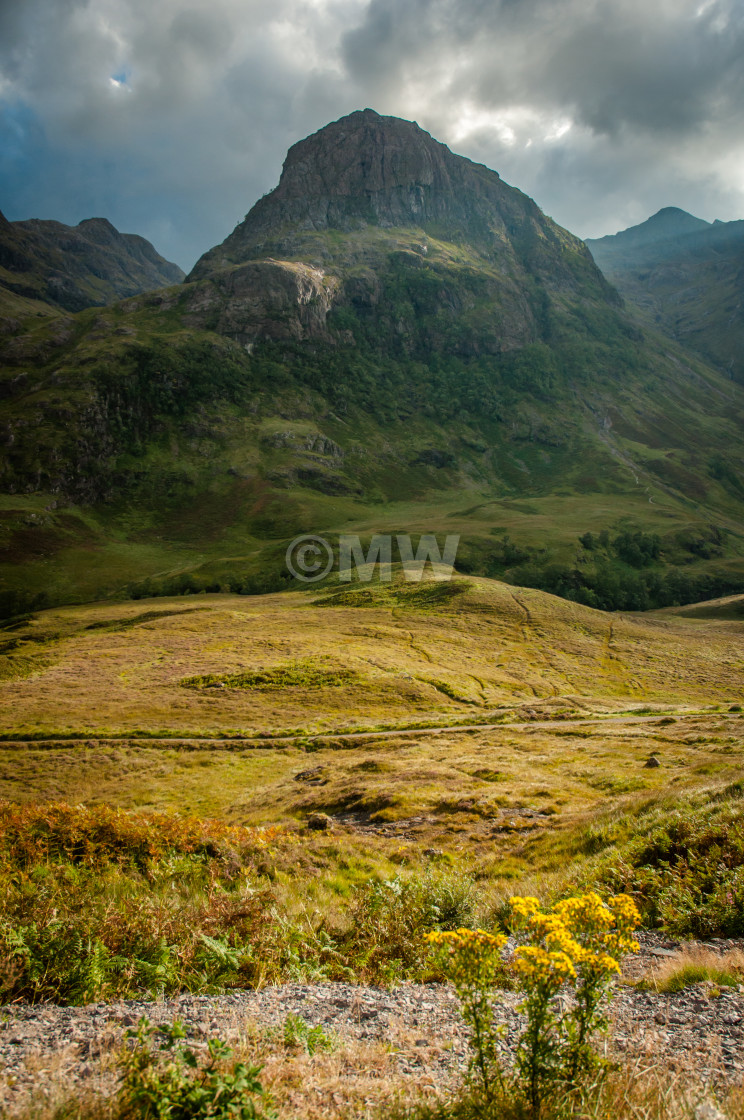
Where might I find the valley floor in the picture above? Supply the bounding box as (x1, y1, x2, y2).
(3, 576, 744, 1118)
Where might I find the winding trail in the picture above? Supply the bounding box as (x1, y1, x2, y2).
(0, 711, 723, 751)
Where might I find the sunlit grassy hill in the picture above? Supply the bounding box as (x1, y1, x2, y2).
(3, 574, 743, 743)
(2, 572, 744, 874)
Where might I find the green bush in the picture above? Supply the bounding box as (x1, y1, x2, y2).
(117, 1018, 274, 1120)
(340, 870, 477, 982)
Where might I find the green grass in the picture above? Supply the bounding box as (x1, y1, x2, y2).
(181, 659, 363, 691)
(654, 962, 740, 992)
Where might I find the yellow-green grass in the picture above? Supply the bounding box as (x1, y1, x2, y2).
(2, 574, 744, 739)
(638, 946, 744, 992)
(2, 572, 744, 895)
(2, 709, 742, 872)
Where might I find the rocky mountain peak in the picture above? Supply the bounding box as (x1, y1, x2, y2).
(189, 109, 568, 279)
(273, 108, 479, 203)
(587, 207, 711, 253)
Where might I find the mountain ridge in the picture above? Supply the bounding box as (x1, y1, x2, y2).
(587, 207, 711, 252)
(586, 208, 744, 381)
(0, 211, 185, 316)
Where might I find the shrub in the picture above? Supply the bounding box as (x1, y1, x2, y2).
(588, 791, 744, 937)
(117, 1017, 274, 1119)
(341, 870, 476, 982)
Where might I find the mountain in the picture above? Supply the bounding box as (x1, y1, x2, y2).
(586, 208, 744, 381)
(3, 110, 744, 620)
(0, 210, 185, 319)
(186, 109, 616, 353)
(587, 207, 711, 256)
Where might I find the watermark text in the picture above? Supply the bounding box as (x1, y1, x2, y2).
(285, 533, 460, 583)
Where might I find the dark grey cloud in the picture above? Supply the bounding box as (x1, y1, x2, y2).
(1, 0, 742, 267)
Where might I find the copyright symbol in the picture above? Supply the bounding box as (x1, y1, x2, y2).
(285, 535, 334, 582)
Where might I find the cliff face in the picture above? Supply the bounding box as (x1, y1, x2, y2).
(0, 213, 185, 313)
(189, 109, 609, 298)
(191, 109, 517, 261)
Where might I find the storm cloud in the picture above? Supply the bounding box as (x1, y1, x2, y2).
(1, 0, 742, 268)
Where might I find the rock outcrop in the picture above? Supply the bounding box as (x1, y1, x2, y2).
(182, 259, 338, 345)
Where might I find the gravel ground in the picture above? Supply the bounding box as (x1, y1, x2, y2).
(1, 935, 743, 1113)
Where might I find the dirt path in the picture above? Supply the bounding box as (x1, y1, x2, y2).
(0, 711, 715, 752)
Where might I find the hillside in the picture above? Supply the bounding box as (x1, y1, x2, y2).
(0, 208, 184, 320)
(586, 208, 744, 381)
(3, 574, 744, 741)
(3, 112, 744, 619)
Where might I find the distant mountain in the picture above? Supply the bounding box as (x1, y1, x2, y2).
(586, 208, 744, 381)
(3, 112, 744, 619)
(587, 208, 711, 256)
(0, 210, 184, 317)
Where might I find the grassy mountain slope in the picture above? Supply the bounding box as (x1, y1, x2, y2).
(3, 576, 744, 886)
(586, 207, 744, 382)
(2, 114, 744, 617)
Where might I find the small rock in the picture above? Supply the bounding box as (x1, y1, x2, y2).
(644, 755, 661, 768)
(294, 767, 325, 783)
(307, 812, 333, 831)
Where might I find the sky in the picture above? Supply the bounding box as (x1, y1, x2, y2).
(1, 0, 743, 271)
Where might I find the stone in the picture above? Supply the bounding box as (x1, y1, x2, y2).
(307, 812, 333, 831)
(294, 766, 325, 783)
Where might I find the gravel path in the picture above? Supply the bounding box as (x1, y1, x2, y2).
(1, 937, 743, 1113)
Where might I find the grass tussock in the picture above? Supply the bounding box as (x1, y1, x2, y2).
(638, 946, 744, 993)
